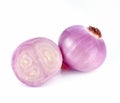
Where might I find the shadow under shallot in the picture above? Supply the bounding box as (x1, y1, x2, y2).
(60, 63, 94, 76)
(60, 68, 85, 76)
(60, 65, 84, 76)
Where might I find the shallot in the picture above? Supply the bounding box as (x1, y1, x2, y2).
(59, 25, 106, 72)
(12, 37, 62, 86)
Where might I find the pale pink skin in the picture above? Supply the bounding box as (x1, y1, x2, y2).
(12, 37, 62, 87)
(59, 25, 106, 72)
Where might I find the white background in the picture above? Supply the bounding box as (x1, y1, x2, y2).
(0, 0, 120, 103)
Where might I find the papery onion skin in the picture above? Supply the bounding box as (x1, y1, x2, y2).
(59, 25, 106, 72)
(12, 37, 62, 87)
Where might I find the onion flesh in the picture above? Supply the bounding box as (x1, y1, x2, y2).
(12, 37, 62, 86)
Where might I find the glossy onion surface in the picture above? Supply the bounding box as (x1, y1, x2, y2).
(12, 37, 62, 86)
(59, 25, 106, 72)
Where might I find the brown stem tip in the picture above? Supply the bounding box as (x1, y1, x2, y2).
(88, 26, 102, 38)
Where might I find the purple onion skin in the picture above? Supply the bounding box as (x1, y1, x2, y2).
(12, 37, 62, 87)
(59, 25, 106, 72)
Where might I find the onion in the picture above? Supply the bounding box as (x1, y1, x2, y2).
(12, 37, 62, 87)
(59, 25, 106, 72)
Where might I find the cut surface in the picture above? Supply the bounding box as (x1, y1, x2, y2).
(12, 38, 62, 86)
